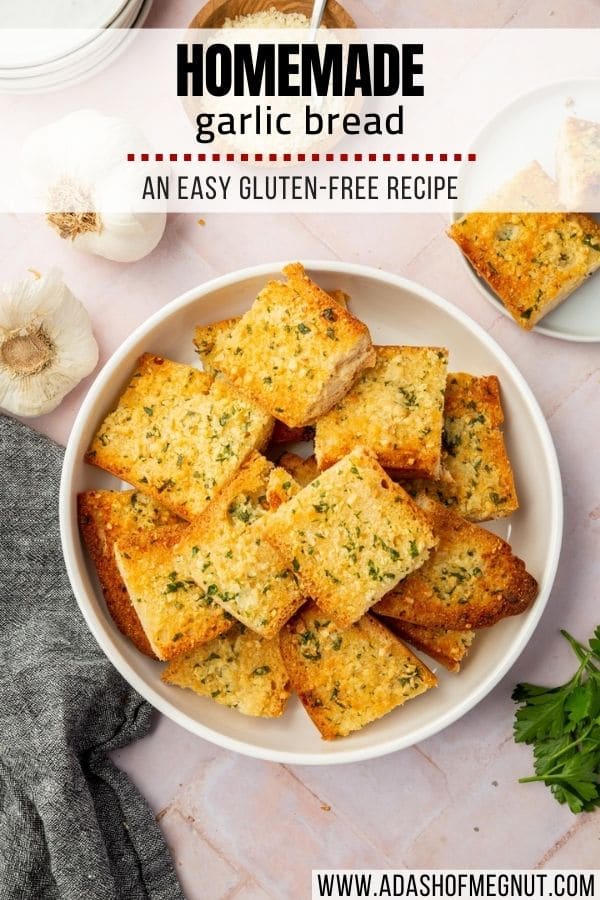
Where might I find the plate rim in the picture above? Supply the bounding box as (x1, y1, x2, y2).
(59, 259, 564, 765)
(453, 75, 600, 343)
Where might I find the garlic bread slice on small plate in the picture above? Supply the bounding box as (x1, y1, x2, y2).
(61, 261, 562, 764)
(452, 78, 600, 341)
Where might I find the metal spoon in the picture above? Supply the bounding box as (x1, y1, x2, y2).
(309, 0, 327, 39)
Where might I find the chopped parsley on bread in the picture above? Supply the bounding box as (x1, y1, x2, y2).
(114, 527, 232, 660)
(193, 287, 349, 378)
(374, 495, 538, 630)
(78, 489, 181, 657)
(280, 603, 437, 739)
(210, 263, 375, 427)
(380, 617, 476, 673)
(162, 623, 290, 717)
(86, 354, 273, 520)
(260, 447, 437, 628)
(449, 211, 600, 328)
(177, 453, 305, 638)
(405, 373, 518, 522)
(315, 345, 448, 476)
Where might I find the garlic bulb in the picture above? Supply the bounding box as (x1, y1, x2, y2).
(22, 109, 166, 263)
(0, 269, 98, 417)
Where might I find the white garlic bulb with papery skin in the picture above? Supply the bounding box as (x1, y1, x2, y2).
(22, 109, 166, 263)
(0, 269, 99, 417)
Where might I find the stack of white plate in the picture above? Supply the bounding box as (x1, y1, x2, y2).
(0, 0, 153, 93)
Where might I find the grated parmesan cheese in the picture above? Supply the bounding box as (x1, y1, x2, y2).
(223, 7, 311, 28)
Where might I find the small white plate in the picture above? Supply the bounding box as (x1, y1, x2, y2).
(0, 0, 152, 94)
(456, 77, 600, 342)
(60, 262, 563, 764)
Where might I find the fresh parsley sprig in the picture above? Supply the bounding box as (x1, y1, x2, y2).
(513, 627, 600, 814)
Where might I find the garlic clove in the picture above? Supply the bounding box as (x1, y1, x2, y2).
(22, 109, 167, 263)
(0, 269, 98, 417)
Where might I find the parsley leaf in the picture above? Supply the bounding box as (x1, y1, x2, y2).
(513, 627, 600, 814)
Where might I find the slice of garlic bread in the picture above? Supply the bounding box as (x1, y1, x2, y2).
(162, 624, 290, 717)
(114, 527, 232, 661)
(380, 617, 476, 673)
(482, 161, 561, 212)
(86, 354, 273, 520)
(260, 447, 437, 628)
(315, 345, 448, 476)
(78, 489, 180, 657)
(210, 263, 375, 427)
(374, 495, 538, 630)
(556, 117, 600, 211)
(193, 287, 349, 378)
(449, 211, 600, 328)
(177, 453, 305, 638)
(280, 603, 436, 740)
(404, 373, 518, 522)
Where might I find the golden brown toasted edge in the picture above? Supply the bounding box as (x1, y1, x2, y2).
(115, 531, 233, 661)
(161, 624, 291, 718)
(379, 616, 476, 673)
(277, 452, 319, 488)
(280, 607, 437, 740)
(77, 492, 156, 657)
(374, 499, 538, 629)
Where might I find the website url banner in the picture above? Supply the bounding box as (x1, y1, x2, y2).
(312, 870, 599, 900)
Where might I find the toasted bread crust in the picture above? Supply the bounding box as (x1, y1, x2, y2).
(280, 603, 437, 739)
(211, 263, 375, 427)
(162, 624, 291, 717)
(77, 490, 181, 657)
(114, 526, 233, 661)
(374, 495, 538, 629)
(315, 346, 448, 476)
(85, 354, 273, 520)
(278, 452, 319, 488)
(261, 447, 437, 628)
(449, 212, 600, 328)
(380, 617, 476, 673)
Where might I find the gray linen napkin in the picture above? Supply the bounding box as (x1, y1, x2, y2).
(0, 414, 183, 900)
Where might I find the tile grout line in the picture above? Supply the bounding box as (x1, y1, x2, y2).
(281, 765, 397, 866)
(534, 813, 594, 868)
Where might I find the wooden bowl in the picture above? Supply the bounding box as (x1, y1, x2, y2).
(189, 0, 356, 29)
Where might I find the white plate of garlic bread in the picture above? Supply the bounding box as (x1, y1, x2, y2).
(451, 78, 600, 341)
(60, 261, 562, 764)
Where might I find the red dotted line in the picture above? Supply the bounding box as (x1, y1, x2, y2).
(127, 152, 477, 163)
